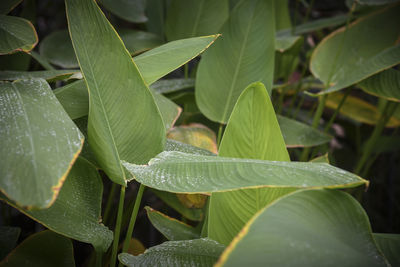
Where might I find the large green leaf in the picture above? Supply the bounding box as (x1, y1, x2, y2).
(0, 70, 80, 82)
(39, 30, 78, 68)
(135, 35, 219, 85)
(278, 115, 332, 147)
(0, 0, 22, 14)
(0, 157, 113, 252)
(310, 5, 400, 95)
(145, 206, 200, 241)
(119, 238, 225, 267)
(208, 83, 294, 245)
(0, 230, 75, 267)
(0, 15, 37, 54)
(66, 0, 165, 185)
(0, 227, 20, 260)
(165, 0, 228, 41)
(195, 0, 275, 123)
(374, 233, 400, 267)
(123, 151, 367, 193)
(100, 0, 147, 23)
(0, 79, 83, 209)
(119, 29, 163, 55)
(216, 189, 388, 267)
(358, 68, 400, 102)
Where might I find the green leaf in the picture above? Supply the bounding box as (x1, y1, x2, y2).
(153, 92, 182, 130)
(54, 80, 88, 120)
(310, 5, 400, 95)
(0, 79, 83, 209)
(0, 227, 20, 260)
(0, 70, 80, 82)
(151, 189, 204, 221)
(0, 15, 37, 54)
(167, 124, 218, 153)
(145, 206, 200, 241)
(374, 233, 400, 267)
(135, 35, 219, 85)
(358, 69, 400, 102)
(66, 0, 165, 185)
(274, 36, 303, 81)
(119, 238, 225, 267)
(165, 139, 216, 156)
(0, 230, 75, 267)
(0, 157, 113, 252)
(39, 30, 78, 68)
(310, 153, 330, 163)
(123, 151, 368, 193)
(216, 189, 388, 267)
(165, 0, 228, 41)
(151, 78, 195, 94)
(119, 29, 163, 55)
(278, 115, 332, 147)
(0, 0, 22, 14)
(325, 92, 400, 127)
(100, 0, 147, 23)
(195, 0, 275, 123)
(145, 0, 165, 37)
(208, 82, 293, 245)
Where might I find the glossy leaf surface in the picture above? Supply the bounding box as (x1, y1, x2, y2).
(145, 206, 200, 241)
(217, 189, 388, 267)
(311, 5, 400, 95)
(39, 30, 78, 68)
(66, 0, 165, 185)
(278, 115, 332, 147)
(0, 79, 83, 209)
(0, 157, 113, 252)
(359, 69, 400, 102)
(196, 0, 275, 123)
(0, 15, 37, 54)
(0, 230, 74, 267)
(165, 0, 228, 41)
(123, 151, 367, 193)
(119, 238, 225, 267)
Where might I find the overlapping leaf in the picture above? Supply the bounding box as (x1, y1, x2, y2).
(0, 157, 113, 252)
(196, 0, 275, 123)
(216, 189, 388, 267)
(66, 0, 165, 185)
(0, 70, 80, 81)
(100, 0, 147, 23)
(119, 238, 225, 267)
(374, 233, 400, 266)
(0, 15, 37, 54)
(0, 79, 83, 209)
(310, 5, 400, 95)
(358, 69, 400, 102)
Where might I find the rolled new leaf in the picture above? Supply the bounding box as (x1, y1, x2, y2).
(123, 151, 368, 193)
(66, 0, 165, 185)
(0, 79, 83, 209)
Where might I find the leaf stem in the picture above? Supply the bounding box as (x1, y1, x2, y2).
(217, 123, 224, 148)
(353, 101, 398, 174)
(299, 94, 327, 161)
(119, 184, 146, 266)
(103, 182, 117, 225)
(110, 186, 126, 267)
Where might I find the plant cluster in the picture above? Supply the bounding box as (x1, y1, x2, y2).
(0, 0, 399, 266)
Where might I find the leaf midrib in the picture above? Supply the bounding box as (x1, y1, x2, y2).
(221, 4, 256, 122)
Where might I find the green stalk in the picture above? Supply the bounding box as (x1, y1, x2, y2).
(184, 64, 189, 79)
(299, 94, 327, 161)
(103, 183, 117, 225)
(110, 186, 126, 267)
(323, 89, 350, 133)
(120, 184, 146, 262)
(95, 250, 102, 267)
(353, 101, 398, 174)
(29, 51, 55, 70)
(217, 124, 224, 148)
